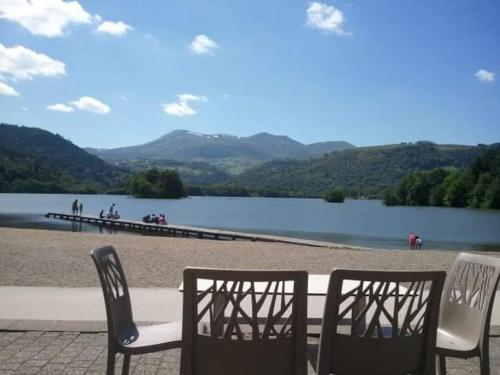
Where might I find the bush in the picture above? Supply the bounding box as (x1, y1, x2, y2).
(324, 187, 345, 203)
(383, 188, 400, 206)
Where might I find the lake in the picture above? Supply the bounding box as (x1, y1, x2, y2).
(0, 193, 499, 251)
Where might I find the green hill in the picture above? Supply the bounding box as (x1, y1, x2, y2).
(228, 142, 489, 198)
(0, 123, 129, 193)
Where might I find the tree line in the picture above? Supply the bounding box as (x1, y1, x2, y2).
(384, 148, 500, 209)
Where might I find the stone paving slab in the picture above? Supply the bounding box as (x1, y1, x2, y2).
(0, 331, 499, 374)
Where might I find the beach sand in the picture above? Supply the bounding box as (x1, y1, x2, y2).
(1, 227, 488, 288)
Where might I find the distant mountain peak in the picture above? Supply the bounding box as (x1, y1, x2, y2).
(86, 129, 356, 170)
(167, 129, 237, 139)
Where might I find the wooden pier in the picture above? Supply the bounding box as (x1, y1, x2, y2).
(45, 212, 339, 248)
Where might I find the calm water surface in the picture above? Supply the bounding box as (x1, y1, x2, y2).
(1, 193, 499, 251)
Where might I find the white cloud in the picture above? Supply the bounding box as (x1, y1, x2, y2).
(0, 43, 66, 80)
(306, 1, 350, 36)
(96, 20, 132, 36)
(47, 103, 74, 112)
(0, 0, 93, 37)
(21, 106, 28, 111)
(70, 96, 110, 114)
(475, 69, 495, 83)
(163, 101, 196, 116)
(177, 93, 207, 102)
(0, 81, 19, 96)
(163, 93, 207, 117)
(189, 34, 218, 54)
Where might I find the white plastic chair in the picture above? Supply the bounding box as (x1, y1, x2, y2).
(91, 246, 182, 375)
(437, 252, 500, 375)
(308, 269, 445, 375)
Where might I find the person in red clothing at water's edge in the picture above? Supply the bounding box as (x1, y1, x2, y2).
(408, 233, 417, 250)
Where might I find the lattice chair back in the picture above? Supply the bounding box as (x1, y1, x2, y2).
(180, 268, 308, 375)
(315, 270, 445, 375)
(439, 253, 500, 354)
(91, 246, 136, 347)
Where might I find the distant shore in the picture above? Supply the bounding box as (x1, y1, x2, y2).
(0, 227, 485, 289)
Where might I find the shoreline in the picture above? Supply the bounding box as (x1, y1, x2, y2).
(3, 213, 498, 252)
(2, 227, 494, 289)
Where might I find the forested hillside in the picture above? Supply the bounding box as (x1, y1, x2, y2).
(228, 142, 488, 197)
(0, 123, 129, 193)
(385, 146, 500, 209)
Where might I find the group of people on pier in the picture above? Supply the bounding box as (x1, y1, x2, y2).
(71, 199, 83, 215)
(99, 203, 120, 220)
(143, 213, 167, 225)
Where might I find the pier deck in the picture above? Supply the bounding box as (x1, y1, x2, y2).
(45, 212, 340, 248)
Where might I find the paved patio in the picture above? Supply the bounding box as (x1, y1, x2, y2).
(0, 330, 499, 374)
(1, 286, 500, 374)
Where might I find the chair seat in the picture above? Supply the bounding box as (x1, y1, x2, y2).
(118, 321, 182, 354)
(436, 328, 477, 357)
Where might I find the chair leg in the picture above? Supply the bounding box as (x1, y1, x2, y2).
(107, 349, 116, 375)
(122, 354, 131, 375)
(438, 355, 446, 375)
(480, 353, 490, 375)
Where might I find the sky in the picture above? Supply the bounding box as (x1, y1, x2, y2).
(0, 0, 499, 149)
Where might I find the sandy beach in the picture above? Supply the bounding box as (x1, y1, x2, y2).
(1, 227, 490, 288)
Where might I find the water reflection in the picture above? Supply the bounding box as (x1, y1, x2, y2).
(71, 221, 82, 232)
(98, 224, 117, 235)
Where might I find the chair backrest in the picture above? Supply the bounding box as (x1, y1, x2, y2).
(180, 268, 308, 375)
(90, 246, 136, 346)
(439, 252, 500, 352)
(315, 269, 445, 375)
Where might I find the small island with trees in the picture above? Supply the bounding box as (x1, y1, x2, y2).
(324, 187, 345, 203)
(127, 168, 186, 199)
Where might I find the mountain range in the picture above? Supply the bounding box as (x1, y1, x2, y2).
(1, 123, 497, 198)
(86, 129, 355, 172)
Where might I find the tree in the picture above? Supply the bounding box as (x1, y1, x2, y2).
(444, 172, 474, 207)
(383, 188, 400, 206)
(128, 168, 186, 199)
(429, 185, 446, 206)
(469, 173, 492, 208)
(482, 178, 500, 209)
(406, 172, 431, 206)
(324, 187, 345, 203)
(428, 168, 449, 186)
(129, 174, 154, 198)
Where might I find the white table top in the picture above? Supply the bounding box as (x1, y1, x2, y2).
(178, 274, 408, 296)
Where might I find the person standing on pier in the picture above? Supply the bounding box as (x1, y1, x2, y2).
(79, 202, 83, 216)
(72, 199, 78, 215)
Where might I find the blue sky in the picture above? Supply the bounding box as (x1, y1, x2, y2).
(0, 0, 499, 148)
